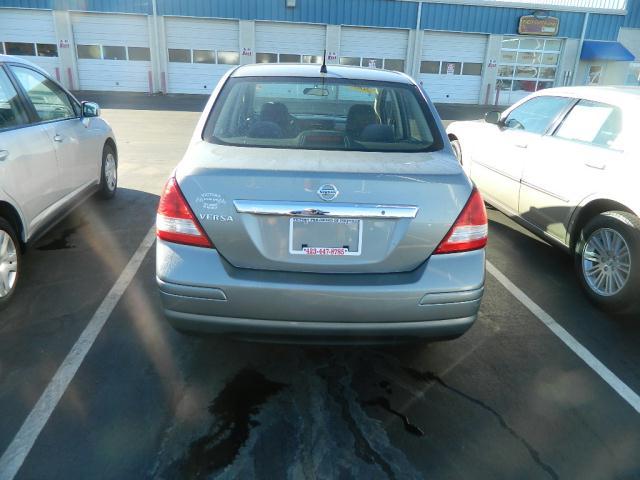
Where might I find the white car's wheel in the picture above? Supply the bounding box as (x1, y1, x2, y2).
(0, 218, 20, 310)
(575, 211, 640, 313)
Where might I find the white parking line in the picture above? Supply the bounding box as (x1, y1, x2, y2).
(487, 260, 640, 415)
(0, 226, 157, 480)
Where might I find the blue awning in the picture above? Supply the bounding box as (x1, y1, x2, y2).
(581, 41, 635, 62)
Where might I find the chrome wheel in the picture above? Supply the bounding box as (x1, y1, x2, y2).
(104, 152, 117, 191)
(582, 227, 631, 297)
(0, 229, 18, 298)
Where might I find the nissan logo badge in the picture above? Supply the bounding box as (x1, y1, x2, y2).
(317, 184, 339, 201)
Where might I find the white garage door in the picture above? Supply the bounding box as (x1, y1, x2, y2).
(340, 27, 409, 72)
(255, 22, 325, 64)
(72, 13, 151, 92)
(0, 9, 60, 79)
(166, 17, 239, 94)
(419, 32, 488, 104)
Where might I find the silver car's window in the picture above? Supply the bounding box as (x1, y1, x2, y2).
(0, 68, 29, 130)
(554, 100, 623, 150)
(504, 96, 573, 135)
(204, 77, 442, 152)
(10, 65, 76, 123)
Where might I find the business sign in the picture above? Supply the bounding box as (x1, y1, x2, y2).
(518, 15, 559, 36)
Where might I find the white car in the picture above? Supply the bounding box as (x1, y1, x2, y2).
(0, 55, 118, 309)
(447, 86, 640, 312)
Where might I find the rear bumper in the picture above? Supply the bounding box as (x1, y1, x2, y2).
(156, 239, 485, 342)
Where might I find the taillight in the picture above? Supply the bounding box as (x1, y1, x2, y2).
(434, 188, 488, 254)
(156, 177, 213, 248)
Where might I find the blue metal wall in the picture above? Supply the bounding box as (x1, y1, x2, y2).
(156, 0, 418, 29)
(1, 0, 639, 39)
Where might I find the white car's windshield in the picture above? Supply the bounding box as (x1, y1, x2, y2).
(204, 77, 443, 152)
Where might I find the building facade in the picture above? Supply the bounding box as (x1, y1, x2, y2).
(1, 0, 639, 105)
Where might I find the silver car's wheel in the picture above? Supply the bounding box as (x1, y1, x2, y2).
(582, 228, 631, 297)
(104, 152, 117, 192)
(99, 144, 117, 199)
(0, 224, 18, 300)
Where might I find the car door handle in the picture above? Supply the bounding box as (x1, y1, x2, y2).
(53, 134, 63, 143)
(514, 143, 528, 149)
(0, 150, 8, 161)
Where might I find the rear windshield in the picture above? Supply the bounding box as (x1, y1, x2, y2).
(203, 76, 443, 152)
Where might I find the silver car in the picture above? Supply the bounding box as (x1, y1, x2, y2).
(0, 55, 118, 309)
(447, 86, 640, 312)
(156, 64, 487, 342)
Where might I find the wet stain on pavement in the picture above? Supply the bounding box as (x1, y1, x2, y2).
(168, 369, 287, 479)
(403, 367, 559, 480)
(363, 396, 425, 437)
(36, 222, 87, 250)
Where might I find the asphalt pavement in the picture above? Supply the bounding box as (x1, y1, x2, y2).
(0, 93, 638, 480)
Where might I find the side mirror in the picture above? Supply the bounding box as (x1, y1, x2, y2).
(82, 101, 100, 118)
(485, 111, 502, 125)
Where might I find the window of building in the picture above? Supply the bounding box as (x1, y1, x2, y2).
(193, 49, 215, 64)
(625, 62, 640, 85)
(102, 46, 127, 60)
(555, 100, 622, 149)
(420, 61, 440, 74)
(302, 55, 322, 64)
(256, 53, 277, 63)
(36, 44, 58, 57)
(128, 46, 150, 61)
(496, 36, 563, 105)
(168, 49, 191, 63)
(279, 53, 301, 63)
(217, 51, 239, 65)
(384, 59, 405, 71)
(440, 62, 462, 75)
(363, 58, 382, 68)
(5, 42, 36, 56)
(77, 45, 101, 60)
(462, 63, 482, 76)
(339, 57, 360, 66)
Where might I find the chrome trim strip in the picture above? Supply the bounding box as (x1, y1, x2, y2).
(521, 180, 570, 203)
(234, 200, 419, 219)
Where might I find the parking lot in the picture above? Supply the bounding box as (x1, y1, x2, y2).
(1, 93, 639, 479)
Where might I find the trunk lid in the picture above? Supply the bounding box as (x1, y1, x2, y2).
(177, 142, 473, 274)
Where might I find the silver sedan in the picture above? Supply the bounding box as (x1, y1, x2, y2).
(156, 64, 487, 343)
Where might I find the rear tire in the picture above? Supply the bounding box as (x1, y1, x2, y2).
(99, 143, 118, 199)
(0, 218, 20, 311)
(574, 211, 640, 313)
(451, 139, 463, 164)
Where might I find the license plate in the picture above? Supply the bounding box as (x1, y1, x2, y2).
(289, 217, 362, 256)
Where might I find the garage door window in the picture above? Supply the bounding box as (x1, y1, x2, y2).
(257, 53, 278, 64)
(0, 69, 29, 130)
(303, 55, 323, 64)
(384, 59, 405, 71)
(36, 44, 58, 57)
(279, 54, 301, 63)
(103, 46, 127, 61)
(340, 57, 360, 66)
(420, 61, 440, 74)
(77, 45, 101, 60)
(217, 52, 239, 65)
(11, 66, 76, 122)
(169, 49, 191, 63)
(363, 58, 382, 69)
(497, 37, 562, 105)
(5, 42, 36, 56)
(462, 63, 482, 76)
(128, 47, 150, 61)
(440, 62, 462, 75)
(193, 50, 215, 64)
